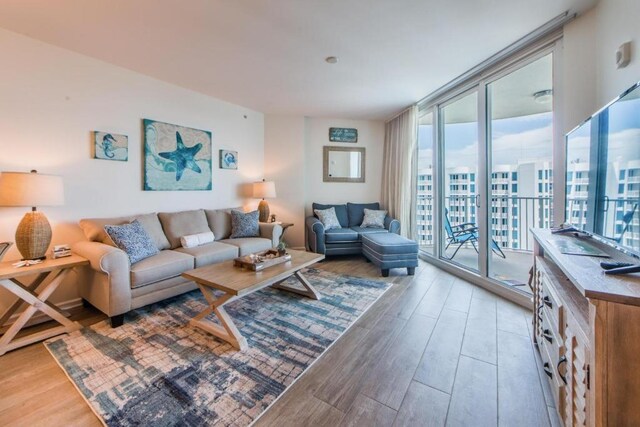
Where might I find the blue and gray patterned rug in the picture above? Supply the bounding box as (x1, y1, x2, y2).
(45, 268, 390, 426)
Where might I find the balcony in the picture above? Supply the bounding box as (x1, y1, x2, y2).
(416, 195, 553, 296)
(420, 245, 533, 294)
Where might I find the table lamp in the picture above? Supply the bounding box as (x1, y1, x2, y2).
(252, 179, 276, 222)
(0, 170, 64, 260)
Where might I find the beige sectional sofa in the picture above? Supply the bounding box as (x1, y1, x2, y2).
(72, 208, 282, 326)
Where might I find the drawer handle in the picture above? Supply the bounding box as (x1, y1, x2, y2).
(542, 295, 553, 308)
(543, 362, 553, 379)
(542, 329, 553, 344)
(537, 304, 544, 323)
(557, 356, 568, 385)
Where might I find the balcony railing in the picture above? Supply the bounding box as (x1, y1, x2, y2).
(416, 195, 553, 251)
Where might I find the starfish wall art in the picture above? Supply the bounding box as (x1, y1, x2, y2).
(143, 119, 212, 191)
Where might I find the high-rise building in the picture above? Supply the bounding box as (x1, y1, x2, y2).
(416, 161, 554, 251)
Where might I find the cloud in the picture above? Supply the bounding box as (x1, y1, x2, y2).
(417, 124, 553, 169)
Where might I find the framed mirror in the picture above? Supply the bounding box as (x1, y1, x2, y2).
(323, 146, 366, 183)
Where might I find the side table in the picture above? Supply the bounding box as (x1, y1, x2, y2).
(279, 222, 294, 245)
(0, 255, 88, 355)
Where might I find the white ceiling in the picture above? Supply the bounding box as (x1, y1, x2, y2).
(0, 0, 596, 120)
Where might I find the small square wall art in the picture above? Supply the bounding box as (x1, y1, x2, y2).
(143, 119, 212, 191)
(219, 150, 238, 170)
(93, 131, 128, 161)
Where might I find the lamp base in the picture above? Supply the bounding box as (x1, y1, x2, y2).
(258, 200, 270, 223)
(15, 211, 52, 260)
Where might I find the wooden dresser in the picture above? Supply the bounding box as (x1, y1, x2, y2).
(532, 229, 640, 426)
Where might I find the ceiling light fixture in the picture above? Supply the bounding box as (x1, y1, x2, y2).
(325, 56, 338, 64)
(533, 89, 553, 104)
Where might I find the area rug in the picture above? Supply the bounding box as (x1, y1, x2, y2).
(44, 268, 390, 426)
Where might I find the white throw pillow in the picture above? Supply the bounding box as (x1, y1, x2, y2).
(180, 231, 215, 248)
(314, 207, 342, 230)
(361, 208, 387, 228)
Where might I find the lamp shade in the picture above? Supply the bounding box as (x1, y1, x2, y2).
(0, 171, 64, 207)
(252, 181, 276, 199)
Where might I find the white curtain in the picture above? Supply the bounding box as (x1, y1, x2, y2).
(381, 105, 418, 239)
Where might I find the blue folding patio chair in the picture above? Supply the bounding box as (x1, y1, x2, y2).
(444, 209, 506, 260)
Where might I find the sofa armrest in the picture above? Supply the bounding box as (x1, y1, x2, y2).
(306, 216, 326, 254)
(72, 241, 132, 316)
(384, 216, 401, 235)
(259, 223, 283, 247)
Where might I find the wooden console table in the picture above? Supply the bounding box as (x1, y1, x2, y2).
(531, 229, 640, 426)
(0, 255, 88, 356)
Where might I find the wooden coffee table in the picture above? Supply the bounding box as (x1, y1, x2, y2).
(182, 249, 324, 350)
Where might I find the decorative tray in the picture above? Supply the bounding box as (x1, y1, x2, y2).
(233, 249, 291, 271)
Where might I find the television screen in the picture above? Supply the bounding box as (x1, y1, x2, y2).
(565, 81, 640, 256)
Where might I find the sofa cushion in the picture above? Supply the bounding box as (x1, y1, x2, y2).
(79, 216, 130, 246)
(347, 202, 380, 227)
(104, 220, 159, 264)
(133, 213, 171, 250)
(205, 208, 237, 241)
(130, 250, 195, 288)
(312, 203, 349, 228)
(350, 226, 389, 236)
(324, 228, 359, 243)
(175, 241, 238, 267)
(220, 237, 272, 256)
(361, 208, 387, 229)
(230, 210, 260, 238)
(158, 209, 211, 249)
(79, 213, 170, 250)
(314, 207, 342, 230)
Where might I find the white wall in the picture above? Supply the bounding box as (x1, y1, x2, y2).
(264, 116, 385, 248)
(264, 115, 306, 248)
(562, 8, 598, 133)
(0, 29, 264, 309)
(304, 118, 385, 214)
(563, 0, 640, 132)
(593, 0, 640, 106)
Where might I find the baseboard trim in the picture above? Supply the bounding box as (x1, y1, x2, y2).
(0, 297, 83, 332)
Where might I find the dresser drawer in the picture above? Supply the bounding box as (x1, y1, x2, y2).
(538, 270, 563, 334)
(540, 333, 565, 412)
(539, 307, 561, 348)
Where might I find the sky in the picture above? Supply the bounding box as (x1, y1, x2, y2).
(418, 111, 553, 170)
(419, 93, 640, 173)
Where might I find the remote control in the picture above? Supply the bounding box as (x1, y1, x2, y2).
(600, 261, 634, 270)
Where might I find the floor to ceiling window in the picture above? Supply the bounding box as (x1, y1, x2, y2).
(487, 53, 554, 289)
(417, 111, 434, 255)
(415, 40, 559, 299)
(441, 91, 479, 272)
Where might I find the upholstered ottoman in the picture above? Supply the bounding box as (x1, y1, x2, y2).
(362, 233, 419, 277)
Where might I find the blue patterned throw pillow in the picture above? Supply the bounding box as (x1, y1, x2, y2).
(104, 220, 159, 264)
(361, 208, 387, 228)
(230, 210, 260, 238)
(314, 207, 342, 230)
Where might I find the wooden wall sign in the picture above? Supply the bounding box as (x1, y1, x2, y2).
(329, 127, 358, 143)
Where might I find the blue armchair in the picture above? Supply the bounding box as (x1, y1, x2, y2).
(306, 202, 400, 256)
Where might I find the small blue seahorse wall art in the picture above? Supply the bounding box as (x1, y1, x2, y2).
(143, 119, 212, 191)
(93, 131, 128, 161)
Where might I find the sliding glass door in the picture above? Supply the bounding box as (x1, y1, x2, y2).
(416, 46, 557, 298)
(486, 53, 554, 292)
(440, 91, 479, 272)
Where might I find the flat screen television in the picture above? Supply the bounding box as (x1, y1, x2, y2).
(565, 81, 640, 258)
